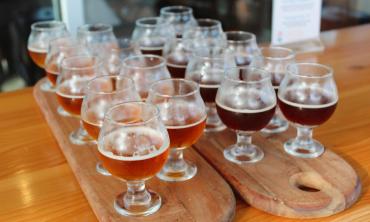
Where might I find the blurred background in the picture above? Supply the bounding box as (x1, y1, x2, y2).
(0, 0, 369, 92)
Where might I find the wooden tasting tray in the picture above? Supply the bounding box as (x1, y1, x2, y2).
(33, 78, 236, 222)
(194, 125, 361, 218)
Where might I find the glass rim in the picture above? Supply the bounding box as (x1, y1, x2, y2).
(225, 66, 271, 84)
(31, 20, 66, 31)
(286, 63, 333, 79)
(122, 54, 166, 70)
(259, 46, 295, 61)
(78, 23, 113, 34)
(61, 55, 102, 71)
(195, 18, 222, 29)
(225, 31, 256, 44)
(105, 101, 160, 127)
(86, 75, 136, 95)
(160, 5, 193, 15)
(149, 78, 199, 99)
(135, 17, 166, 28)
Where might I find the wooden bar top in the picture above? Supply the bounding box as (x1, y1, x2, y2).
(1, 24, 370, 221)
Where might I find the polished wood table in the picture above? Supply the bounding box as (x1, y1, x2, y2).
(1, 25, 370, 221)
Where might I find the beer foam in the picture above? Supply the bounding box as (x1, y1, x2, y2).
(215, 99, 276, 113)
(98, 127, 169, 161)
(278, 96, 338, 109)
(199, 84, 219, 88)
(82, 118, 102, 128)
(167, 62, 187, 68)
(56, 91, 84, 99)
(140, 46, 163, 51)
(166, 115, 207, 129)
(27, 46, 47, 53)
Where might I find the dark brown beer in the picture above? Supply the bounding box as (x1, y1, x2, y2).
(139, 38, 166, 56)
(166, 56, 188, 78)
(188, 70, 223, 103)
(28, 47, 47, 68)
(278, 92, 337, 126)
(199, 84, 218, 103)
(235, 55, 251, 67)
(216, 103, 276, 131)
(56, 93, 84, 116)
(98, 127, 169, 180)
(140, 46, 164, 56)
(271, 72, 284, 94)
(82, 120, 101, 140)
(166, 116, 206, 149)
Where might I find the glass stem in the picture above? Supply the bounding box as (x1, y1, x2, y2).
(124, 180, 151, 207)
(237, 131, 252, 148)
(296, 126, 313, 145)
(165, 149, 186, 172)
(78, 120, 87, 136)
(206, 103, 219, 124)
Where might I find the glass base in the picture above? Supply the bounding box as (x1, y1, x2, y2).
(224, 144, 264, 164)
(96, 162, 111, 176)
(69, 127, 95, 145)
(284, 138, 324, 158)
(40, 81, 56, 92)
(57, 106, 74, 117)
(157, 160, 197, 182)
(261, 116, 289, 134)
(205, 121, 226, 132)
(114, 190, 161, 216)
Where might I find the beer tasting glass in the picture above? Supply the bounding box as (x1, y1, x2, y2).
(98, 102, 170, 216)
(44, 36, 89, 90)
(27, 20, 69, 91)
(182, 18, 226, 51)
(216, 67, 276, 164)
(225, 31, 260, 67)
(185, 49, 236, 132)
(147, 79, 207, 181)
(254, 47, 295, 134)
(81, 75, 141, 175)
(77, 23, 118, 57)
(56, 55, 102, 145)
(278, 63, 338, 158)
(120, 55, 171, 100)
(131, 17, 175, 56)
(159, 5, 196, 38)
(103, 38, 141, 75)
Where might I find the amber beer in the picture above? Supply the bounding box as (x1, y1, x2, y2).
(82, 120, 101, 140)
(56, 92, 84, 116)
(45, 63, 59, 86)
(28, 47, 47, 68)
(98, 127, 169, 180)
(56, 81, 84, 116)
(278, 90, 337, 126)
(166, 115, 206, 149)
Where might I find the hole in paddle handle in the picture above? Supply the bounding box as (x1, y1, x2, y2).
(296, 184, 320, 192)
(290, 172, 323, 193)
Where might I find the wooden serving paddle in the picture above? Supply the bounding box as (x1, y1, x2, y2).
(194, 128, 361, 219)
(33, 78, 235, 222)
